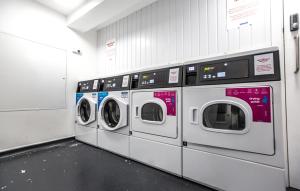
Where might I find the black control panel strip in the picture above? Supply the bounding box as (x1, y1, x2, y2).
(130, 66, 183, 90)
(77, 79, 101, 93)
(102, 74, 130, 91)
(183, 50, 280, 86)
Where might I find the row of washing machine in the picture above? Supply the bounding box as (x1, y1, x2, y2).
(75, 47, 287, 191)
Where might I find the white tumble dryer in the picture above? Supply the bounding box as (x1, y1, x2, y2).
(97, 75, 130, 157)
(182, 48, 287, 191)
(75, 79, 100, 147)
(130, 66, 183, 176)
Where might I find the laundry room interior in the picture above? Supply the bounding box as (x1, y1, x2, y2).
(0, 0, 299, 191)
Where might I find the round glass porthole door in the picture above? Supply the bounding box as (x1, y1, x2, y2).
(103, 99, 120, 127)
(203, 103, 246, 131)
(141, 103, 163, 122)
(79, 99, 91, 123)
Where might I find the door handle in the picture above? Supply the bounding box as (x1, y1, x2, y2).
(135, 106, 139, 118)
(295, 33, 300, 74)
(189, 107, 199, 125)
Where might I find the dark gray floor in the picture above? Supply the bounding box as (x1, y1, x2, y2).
(288, 188, 300, 191)
(0, 140, 214, 191)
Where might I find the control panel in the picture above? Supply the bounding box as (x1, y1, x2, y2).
(77, 79, 100, 93)
(184, 50, 280, 86)
(199, 60, 249, 81)
(103, 75, 130, 91)
(130, 66, 182, 90)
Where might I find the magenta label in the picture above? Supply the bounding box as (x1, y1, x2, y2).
(154, 91, 176, 116)
(226, 87, 272, 123)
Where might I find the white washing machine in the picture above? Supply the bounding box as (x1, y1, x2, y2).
(130, 66, 183, 176)
(97, 75, 130, 157)
(182, 48, 287, 191)
(75, 79, 100, 146)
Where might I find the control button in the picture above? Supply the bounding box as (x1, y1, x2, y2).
(189, 66, 195, 71)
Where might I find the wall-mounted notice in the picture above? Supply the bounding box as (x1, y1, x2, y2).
(227, 0, 262, 29)
(105, 38, 116, 65)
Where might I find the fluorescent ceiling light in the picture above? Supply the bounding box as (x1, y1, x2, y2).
(54, 0, 86, 11)
(68, 0, 104, 25)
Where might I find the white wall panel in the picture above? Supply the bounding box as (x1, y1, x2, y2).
(183, 0, 191, 59)
(199, 0, 209, 57)
(0, 32, 67, 111)
(207, 0, 218, 55)
(0, 0, 97, 152)
(217, 0, 227, 53)
(151, 2, 158, 66)
(191, 0, 200, 57)
(97, 0, 273, 76)
(175, 0, 184, 61)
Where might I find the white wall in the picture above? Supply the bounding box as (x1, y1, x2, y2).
(96, 0, 280, 76)
(0, 0, 97, 152)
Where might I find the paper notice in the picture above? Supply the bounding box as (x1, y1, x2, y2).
(106, 39, 116, 65)
(227, 0, 263, 29)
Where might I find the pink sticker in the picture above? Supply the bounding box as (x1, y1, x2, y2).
(226, 87, 271, 123)
(154, 91, 176, 116)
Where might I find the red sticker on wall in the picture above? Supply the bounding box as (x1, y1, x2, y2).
(226, 87, 271, 123)
(154, 91, 176, 116)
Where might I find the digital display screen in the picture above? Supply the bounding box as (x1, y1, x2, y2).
(203, 66, 215, 72)
(142, 75, 149, 79)
(217, 72, 226, 78)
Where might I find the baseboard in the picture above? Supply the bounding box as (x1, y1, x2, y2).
(0, 136, 75, 157)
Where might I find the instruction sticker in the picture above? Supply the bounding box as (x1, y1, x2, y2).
(122, 75, 129, 87)
(254, 53, 274, 76)
(226, 87, 272, 123)
(169, 68, 180, 84)
(76, 93, 84, 104)
(154, 91, 176, 116)
(98, 92, 108, 110)
(93, 80, 99, 90)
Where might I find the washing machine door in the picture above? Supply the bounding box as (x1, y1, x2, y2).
(76, 96, 96, 126)
(183, 86, 275, 155)
(99, 95, 128, 131)
(131, 90, 178, 138)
